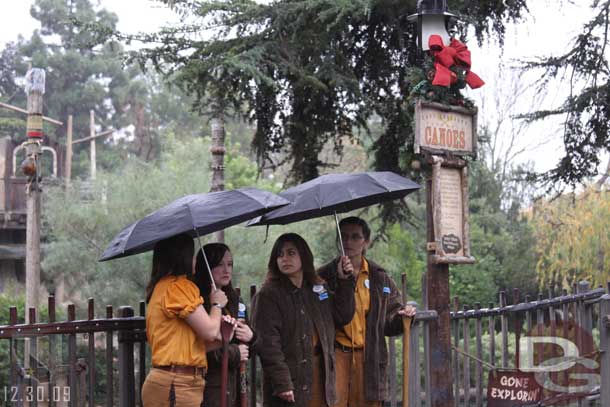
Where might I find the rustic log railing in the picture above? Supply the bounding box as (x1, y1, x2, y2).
(449, 281, 610, 407)
(3, 278, 610, 407)
(1, 297, 146, 407)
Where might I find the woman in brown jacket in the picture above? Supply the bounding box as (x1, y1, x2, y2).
(252, 233, 356, 407)
(193, 243, 257, 407)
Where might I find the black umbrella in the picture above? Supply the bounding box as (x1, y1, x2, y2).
(247, 171, 421, 255)
(99, 188, 289, 286)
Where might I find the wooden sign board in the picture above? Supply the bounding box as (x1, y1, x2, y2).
(414, 100, 477, 157)
(431, 157, 475, 264)
(487, 370, 542, 406)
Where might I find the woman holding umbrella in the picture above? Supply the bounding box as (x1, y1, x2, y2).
(252, 233, 355, 407)
(318, 217, 416, 407)
(141, 234, 235, 407)
(193, 243, 257, 407)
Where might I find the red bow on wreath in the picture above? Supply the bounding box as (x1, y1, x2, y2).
(428, 35, 485, 89)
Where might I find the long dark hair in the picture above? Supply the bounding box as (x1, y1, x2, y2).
(266, 233, 322, 285)
(145, 234, 194, 303)
(193, 243, 238, 312)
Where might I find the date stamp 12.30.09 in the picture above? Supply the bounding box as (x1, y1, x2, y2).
(3, 385, 70, 403)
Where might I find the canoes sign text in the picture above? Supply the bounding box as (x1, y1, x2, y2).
(414, 101, 477, 157)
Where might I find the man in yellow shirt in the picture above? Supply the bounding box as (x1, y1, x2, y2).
(318, 217, 416, 407)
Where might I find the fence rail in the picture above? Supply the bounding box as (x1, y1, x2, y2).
(2, 277, 610, 406)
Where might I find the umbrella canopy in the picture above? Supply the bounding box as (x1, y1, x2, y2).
(99, 188, 289, 261)
(247, 171, 421, 226)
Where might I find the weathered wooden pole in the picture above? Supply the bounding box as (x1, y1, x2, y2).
(425, 177, 453, 407)
(90, 110, 96, 180)
(23, 68, 45, 324)
(210, 117, 226, 242)
(65, 114, 73, 187)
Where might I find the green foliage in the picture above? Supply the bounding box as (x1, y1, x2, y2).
(531, 187, 610, 290)
(406, 56, 476, 109)
(449, 142, 538, 306)
(124, 0, 528, 187)
(0, 0, 210, 177)
(367, 222, 425, 301)
(42, 136, 213, 308)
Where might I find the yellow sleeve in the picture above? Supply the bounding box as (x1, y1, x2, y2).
(162, 278, 204, 319)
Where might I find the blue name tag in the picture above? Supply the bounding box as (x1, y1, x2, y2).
(319, 292, 329, 301)
(383, 286, 391, 294)
(238, 303, 246, 319)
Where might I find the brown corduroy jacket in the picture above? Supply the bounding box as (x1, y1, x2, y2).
(251, 276, 355, 407)
(318, 257, 405, 402)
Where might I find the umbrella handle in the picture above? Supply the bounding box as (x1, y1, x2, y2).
(193, 228, 217, 291)
(334, 212, 345, 257)
(185, 203, 217, 291)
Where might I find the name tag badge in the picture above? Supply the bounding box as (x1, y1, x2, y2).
(313, 284, 325, 293)
(319, 292, 329, 301)
(238, 303, 246, 319)
(383, 286, 391, 294)
(364, 279, 370, 289)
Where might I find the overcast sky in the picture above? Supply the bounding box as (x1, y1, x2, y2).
(0, 0, 601, 174)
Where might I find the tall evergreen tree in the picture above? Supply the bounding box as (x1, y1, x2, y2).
(520, 0, 610, 189)
(130, 0, 528, 184)
(0, 0, 133, 176)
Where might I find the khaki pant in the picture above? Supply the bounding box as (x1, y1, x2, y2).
(142, 368, 206, 407)
(307, 353, 326, 407)
(333, 350, 381, 407)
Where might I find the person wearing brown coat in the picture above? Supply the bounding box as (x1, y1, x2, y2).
(252, 233, 356, 407)
(193, 243, 257, 407)
(318, 217, 416, 407)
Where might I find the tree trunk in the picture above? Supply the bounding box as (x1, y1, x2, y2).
(210, 116, 226, 242)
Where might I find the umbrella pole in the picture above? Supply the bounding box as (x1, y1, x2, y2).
(334, 212, 346, 257)
(194, 231, 217, 291)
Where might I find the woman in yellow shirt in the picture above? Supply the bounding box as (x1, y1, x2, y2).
(141, 233, 234, 407)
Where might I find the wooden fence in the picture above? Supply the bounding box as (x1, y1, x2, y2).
(2, 279, 610, 406)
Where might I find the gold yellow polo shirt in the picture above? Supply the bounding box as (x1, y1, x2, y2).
(336, 257, 370, 348)
(146, 275, 207, 367)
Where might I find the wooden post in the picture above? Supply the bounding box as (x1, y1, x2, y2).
(599, 295, 610, 406)
(425, 175, 454, 407)
(249, 285, 257, 407)
(90, 110, 96, 180)
(118, 306, 135, 407)
(210, 117, 226, 242)
(65, 114, 73, 186)
(24, 68, 44, 328)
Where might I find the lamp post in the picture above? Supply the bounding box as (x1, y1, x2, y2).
(409, 2, 458, 407)
(408, 0, 455, 54)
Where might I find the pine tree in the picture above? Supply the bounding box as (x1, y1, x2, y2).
(520, 0, 610, 189)
(129, 0, 529, 184)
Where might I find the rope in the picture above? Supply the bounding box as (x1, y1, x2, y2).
(452, 346, 601, 373)
(451, 345, 496, 370)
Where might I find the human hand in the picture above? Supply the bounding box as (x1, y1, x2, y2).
(337, 256, 354, 279)
(235, 320, 254, 343)
(221, 315, 237, 341)
(277, 390, 295, 403)
(210, 289, 228, 308)
(238, 344, 249, 361)
(398, 304, 417, 318)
